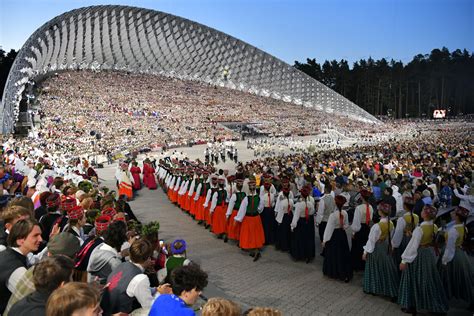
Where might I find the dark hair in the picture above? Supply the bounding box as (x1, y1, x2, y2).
(33, 255, 74, 293)
(130, 238, 153, 264)
(103, 221, 127, 251)
(170, 264, 208, 296)
(8, 218, 39, 247)
(8, 196, 34, 213)
(385, 187, 393, 195)
(39, 192, 53, 208)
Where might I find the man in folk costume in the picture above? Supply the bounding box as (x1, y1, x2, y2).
(193, 170, 210, 223)
(260, 174, 276, 245)
(203, 175, 219, 229)
(226, 178, 246, 243)
(209, 177, 229, 239)
(118, 162, 134, 201)
(234, 177, 265, 262)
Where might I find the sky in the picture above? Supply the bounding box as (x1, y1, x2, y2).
(0, 0, 472, 66)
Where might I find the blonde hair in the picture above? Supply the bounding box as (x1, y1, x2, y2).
(46, 282, 100, 316)
(80, 197, 94, 210)
(202, 298, 241, 316)
(247, 307, 283, 316)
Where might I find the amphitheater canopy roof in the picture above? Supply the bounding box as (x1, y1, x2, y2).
(1, 5, 379, 133)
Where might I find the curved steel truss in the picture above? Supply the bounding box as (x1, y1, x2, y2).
(1, 5, 379, 133)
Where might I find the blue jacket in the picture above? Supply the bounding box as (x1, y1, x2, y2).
(149, 294, 195, 316)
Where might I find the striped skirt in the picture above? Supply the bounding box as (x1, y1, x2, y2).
(439, 248, 474, 304)
(398, 247, 449, 313)
(363, 241, 399, 298)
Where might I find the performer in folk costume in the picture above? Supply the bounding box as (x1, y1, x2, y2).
(392, 196, 419, 267)
(226, 178, 246, 243)
(322, 195, 353, 282)
(166, 169, 176, 201)
(234, 177, 265, 262)
(210, 177, 229, 239)
(189, 169, 204, 219)
(362, 202, 399, 299)
(350, 189, 374, 271)
(203, 175, 219, 229)
(143, 158, 157, 190)
(171, 168, 183, 204)
(274, 178, 294, 252)
(290, 184, 316, 262)
(177, 171, 189, 210)
(130, 161, 141, 191)
(183, 169, 196, 213)
(439, 206, 473, 308)
(260, 174, 276, 245)
(118, 162, 134, 201)
(194, 170, 210, 224)
(398, 205, 449, 314)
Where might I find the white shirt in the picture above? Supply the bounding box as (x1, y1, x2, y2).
(322, 210, 349, 243)
(226, 191, 243, 218)
(291, 196, 315, 230)
(187, 178, 196, 196)
(401, 220, 434, 264)
(275, 192, 294, 224)
(260, 189, 276, 208)
(391, 214, 416, 248)
(210, 190, 228, 213)
(351, 203, 373, 234)
(234, 194, 264, 222)
(315, 198, 325, 225)
(441, 224, 463, 265)
(363, 218, 393, 254)
(126, 262, 157, 309)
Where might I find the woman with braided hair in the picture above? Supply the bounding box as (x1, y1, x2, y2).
(362, 202, 399, 299)
(392, 196, 419, 267)
(322, 195, 352, 282)
(439, 206, 473, 309)
(350, 189, 373, 271)
(398, 205, 448, 314)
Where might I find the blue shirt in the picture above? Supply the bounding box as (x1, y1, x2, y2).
(149, 294, 195, 316)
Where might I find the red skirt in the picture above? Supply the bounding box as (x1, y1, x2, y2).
(239, 215, 265, 249)
(171, 190, 179, 203)
(189, 194, 198, 216)
(178, 193, 184, 208)
(211, 204, 227, 235)
(227, 210, 241, 241)
(204, 205, 212, 226)
(195, 196, 206, 221)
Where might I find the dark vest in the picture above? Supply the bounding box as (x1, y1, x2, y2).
(234, 192, 246, 210)
(0, 248, 28, 314)
(246, 195, 260, 216)
(75, 237, 104, 271)
(107, 261, 142, 314)
(216, 190, 227, 206)
(201, 183, 211, 197)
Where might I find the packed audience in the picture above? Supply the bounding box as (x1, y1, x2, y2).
(31, 70, 382, 159)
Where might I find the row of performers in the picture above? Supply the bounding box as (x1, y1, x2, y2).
(157, 167, 473, 314)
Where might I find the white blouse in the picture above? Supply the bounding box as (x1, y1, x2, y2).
(441, 224, 463, 265)
(290, 196, 315, 230)
(363, 218, 393, 254)
(351, 203, 373, 234)
(275, 192, 294, 224)
(322, 210, 349, 243)
(401, 220, 434, 264)
(234, 194, 264, 222)
(391, 215, 409, 248)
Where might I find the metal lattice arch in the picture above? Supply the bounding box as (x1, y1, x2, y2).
(1, 5, 379, 133)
